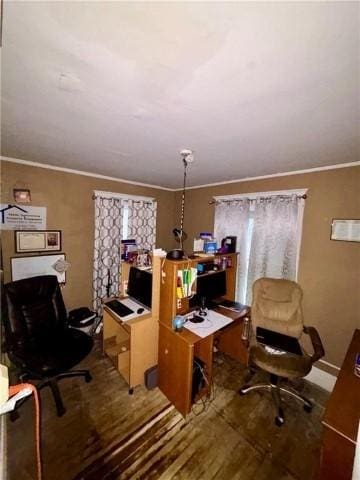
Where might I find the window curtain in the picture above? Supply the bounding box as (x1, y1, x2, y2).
(126, 199, 157, 250)
(214, 199, 251, 302)
(93, 195, 123, 314)
(246, 195, 301, 303)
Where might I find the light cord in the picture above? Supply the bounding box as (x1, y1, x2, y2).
(179, 159, 188, 250)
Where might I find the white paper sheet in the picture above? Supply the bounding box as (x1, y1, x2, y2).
(184, 309, 234, 338)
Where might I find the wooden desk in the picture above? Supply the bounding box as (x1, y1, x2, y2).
(319, 329, 360, 480)
(158, 307, 249, 416)
(102, 256, 161, 393)
(103, 307, 157, 393)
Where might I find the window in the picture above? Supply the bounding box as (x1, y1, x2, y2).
(92, 190, 157, 313)
(122, 203, 129, 240)
(214, 189, 306, 304)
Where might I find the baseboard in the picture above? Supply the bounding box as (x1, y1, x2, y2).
(305, 366, 337, 392)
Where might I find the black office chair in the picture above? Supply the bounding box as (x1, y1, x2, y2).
(3, 275, 93, 417)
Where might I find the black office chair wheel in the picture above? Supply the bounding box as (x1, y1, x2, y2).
(238, 386, 249, 396)
(275, 415, 285, 427)
(303, 403, 313, 413)
(275, 407, 285, 427)
(85, 372, 92, 383)
(128, 388, 134, 395)
(57, 405, 66, 417)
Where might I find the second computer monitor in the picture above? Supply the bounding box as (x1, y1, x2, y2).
(127, 266, 152, 308)
(190, 270, 227, 308)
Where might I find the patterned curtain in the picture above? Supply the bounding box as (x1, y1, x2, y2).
(214, 199, 251, 302)
(246, 195, 300, 303)
(126, 199, 157, 250)
(93, 195, 123, 314)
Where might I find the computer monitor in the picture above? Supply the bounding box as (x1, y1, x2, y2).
(127, 266, 152, 308)
(190, 270, 227, 308)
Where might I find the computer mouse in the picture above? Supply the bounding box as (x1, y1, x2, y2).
(189, 315, 204, 324)
(137, 308, 144, 314)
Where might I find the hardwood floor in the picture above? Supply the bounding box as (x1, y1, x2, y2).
(6, 343, 329, 480)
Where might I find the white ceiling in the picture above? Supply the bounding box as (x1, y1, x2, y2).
(1, 1, 359, 189)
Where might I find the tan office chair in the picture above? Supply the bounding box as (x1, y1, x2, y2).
(239, 277, 324, 426)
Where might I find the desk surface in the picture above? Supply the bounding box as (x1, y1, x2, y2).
(322, 329, 360, 443)
(175, 306, 249, 346)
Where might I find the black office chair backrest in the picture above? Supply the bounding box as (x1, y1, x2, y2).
(4, 275, 67, 350)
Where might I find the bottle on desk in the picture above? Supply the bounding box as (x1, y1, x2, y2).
(241, 317, 250, 341)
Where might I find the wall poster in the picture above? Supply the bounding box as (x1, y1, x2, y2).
(331, 219, 360, 242)
(0, 204, 46, 230)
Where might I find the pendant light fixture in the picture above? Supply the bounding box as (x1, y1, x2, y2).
(168, 149, 194, 259)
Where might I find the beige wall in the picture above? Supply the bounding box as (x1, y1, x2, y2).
(177, 166, 360, 369)
(1, 160, 359, 369)
(1, 161, 176, 310)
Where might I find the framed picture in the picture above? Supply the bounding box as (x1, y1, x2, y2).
(15, 230, 62, 253)
(330, 219, 360, 243)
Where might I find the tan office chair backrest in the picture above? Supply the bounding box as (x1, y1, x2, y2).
(251, 278, 304, 338)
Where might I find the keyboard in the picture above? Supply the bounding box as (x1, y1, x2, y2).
(105, 300, 134, 317)
(216, 299, 248, 312)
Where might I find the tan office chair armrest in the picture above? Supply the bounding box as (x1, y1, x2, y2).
(303, 326, 325, 363)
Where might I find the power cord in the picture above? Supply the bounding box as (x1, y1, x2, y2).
(191, 360, 216, 416)
(8, 384, 42, 480)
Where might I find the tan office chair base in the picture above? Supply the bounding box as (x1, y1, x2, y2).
(239, 373, 313, 427)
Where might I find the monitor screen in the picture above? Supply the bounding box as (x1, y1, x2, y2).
(190, 270, 227, 307)
(127, 267, 152, 308)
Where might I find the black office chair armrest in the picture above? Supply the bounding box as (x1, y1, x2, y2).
(303, 326, 325, 363)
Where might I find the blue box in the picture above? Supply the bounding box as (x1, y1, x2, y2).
(204, 241, 217, 254)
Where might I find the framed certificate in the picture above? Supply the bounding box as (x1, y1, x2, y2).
(15, 230, 62, 253)
(330, 219, 360, 243)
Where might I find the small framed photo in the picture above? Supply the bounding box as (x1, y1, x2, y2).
(15, 230, 62, 253)
(330, 219, 360, 243)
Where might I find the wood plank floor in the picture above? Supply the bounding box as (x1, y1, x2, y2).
(6, 343, 329, 480)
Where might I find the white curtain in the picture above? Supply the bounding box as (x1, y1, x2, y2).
(214, 199, 251, 302)
(246, 195, 300, 303)
(93, 196, 123, 314)
(126, 199, 157, 251)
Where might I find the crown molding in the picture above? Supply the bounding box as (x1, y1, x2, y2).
(183, 161, 360, 191)
(0, 156, 174, 192)
(1, 156, 359, 192)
